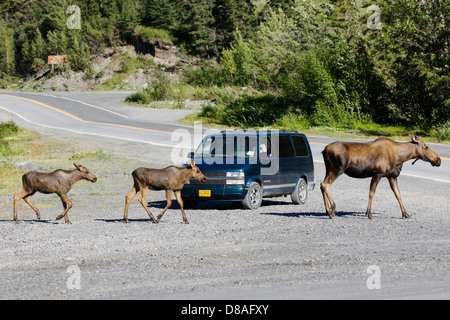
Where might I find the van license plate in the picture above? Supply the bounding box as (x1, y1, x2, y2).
(199, 190, 211, 197)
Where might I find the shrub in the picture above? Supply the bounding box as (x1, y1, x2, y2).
(0, 121, 18, 139)
(223, 95, 288, 128)
(436, 122, 450, 142)
(0, 121, 19, 156)
(125, 91, 152, 104)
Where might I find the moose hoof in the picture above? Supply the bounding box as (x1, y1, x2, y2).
(403, 213, 412, 219)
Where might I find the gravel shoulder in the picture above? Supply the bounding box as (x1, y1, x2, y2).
(0, 122, 449, 300)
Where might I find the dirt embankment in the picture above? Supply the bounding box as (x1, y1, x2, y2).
(16, 39, 191, 92)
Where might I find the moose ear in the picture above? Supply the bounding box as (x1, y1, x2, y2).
(409, 134, 419, 144)
(190, 159, 196, 167)
(73, 163, 81, 170)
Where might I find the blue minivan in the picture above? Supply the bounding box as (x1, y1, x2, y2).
(181, 130, 315, 209)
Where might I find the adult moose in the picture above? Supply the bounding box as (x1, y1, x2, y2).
(13, 163, 97, 224)
(123, 160, 206, 224)
(320, 134, 441, 219)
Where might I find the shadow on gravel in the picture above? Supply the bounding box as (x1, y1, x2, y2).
(95, 218, 153, 223)
(261, 211, 365, 219)
(0, 218, 58, 224)
(147, 199, 294, 211)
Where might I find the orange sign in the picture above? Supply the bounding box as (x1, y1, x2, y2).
(48, 55, 67, 64)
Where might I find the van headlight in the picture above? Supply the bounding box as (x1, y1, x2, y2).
(226, 172, 245, 178)
(226, 172, 245, 185)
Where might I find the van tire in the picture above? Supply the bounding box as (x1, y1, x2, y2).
(291, 178, 308, 205)
(242, 182, 263, 210)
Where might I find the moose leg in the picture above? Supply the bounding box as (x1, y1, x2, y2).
(14, 190, 39, 223)
(56, 193, 73, 224)
(23, 194, 40, 220)
(124, 184, 138, 223)
(156, 190, 172, 223)
(388, 177, 411, 219)
(137, 187, 157, 223)
(13, 189, 28, 223)
(174, 190, 189, 224)
(366, 175, 382, 219)
(320, 171, 339, 218)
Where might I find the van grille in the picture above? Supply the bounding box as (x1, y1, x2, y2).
(189, 172, 226, 185)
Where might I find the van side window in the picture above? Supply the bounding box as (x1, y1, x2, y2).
(259, 136, 272, 157)
(279, 136, 295, 158)
(292, 136, 309, 157)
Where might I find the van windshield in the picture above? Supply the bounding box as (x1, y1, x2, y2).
(194, 135, 258, 160)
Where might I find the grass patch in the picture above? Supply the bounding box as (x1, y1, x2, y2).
(435, 121, 450, 142)
(0, 161, 25, 194)
(69, 149, 112, 161)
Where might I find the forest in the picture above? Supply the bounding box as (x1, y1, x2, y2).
(0, 0, 448, 138)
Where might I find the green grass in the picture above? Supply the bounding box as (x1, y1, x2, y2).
(0, 121, 21, 157)
(69, 149, 112, 161)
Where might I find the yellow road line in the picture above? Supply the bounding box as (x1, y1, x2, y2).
(0, 93, 190, 136)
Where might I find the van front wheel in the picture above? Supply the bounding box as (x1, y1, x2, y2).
(242, 182, 262, 210)
(291, 178, 308, 205)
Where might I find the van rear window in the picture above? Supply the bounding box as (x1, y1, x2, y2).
(279, 136, 295, 158)
(292, 136, 309, 157)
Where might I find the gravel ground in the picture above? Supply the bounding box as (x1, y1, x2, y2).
(0, 127, 449, 300)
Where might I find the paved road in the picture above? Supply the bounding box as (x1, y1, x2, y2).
(1, 91, 448, 184)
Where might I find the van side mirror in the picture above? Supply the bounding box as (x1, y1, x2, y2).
(187, 152, 194, 159)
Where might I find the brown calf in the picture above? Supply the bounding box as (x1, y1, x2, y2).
(123, 160, 206, 224)
(320, 134, 441, 219)
(13, 163, 97, 224)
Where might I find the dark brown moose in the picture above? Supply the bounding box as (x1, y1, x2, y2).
(320, 134, 441, 219)
(123, 160, 206, 224)
(13, 163, 97, 224)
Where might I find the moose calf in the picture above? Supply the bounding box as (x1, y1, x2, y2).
(124, 160, 206, 224)
(13, 163, 97, 224)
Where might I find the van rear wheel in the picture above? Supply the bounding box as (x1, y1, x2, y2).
(242, 182, 262, 210)
(291, 178, 308, 205)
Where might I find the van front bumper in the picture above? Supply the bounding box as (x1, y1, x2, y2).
(182, 184, 247, 201)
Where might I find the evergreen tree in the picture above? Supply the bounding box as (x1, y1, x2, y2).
(141, 0, 179, 29)
(179, 0, 217, 57)
(0, 20, 15, 75)
(30, 28, 47, 72)
(118, 0, 141, 41)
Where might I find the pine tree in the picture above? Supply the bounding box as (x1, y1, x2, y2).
(180, 0, 217, 57)
(141, 0, 179, 29)
(118, 0, 141, 41)
(30, 28, 47, 72)
(0, 20, 15, 75)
